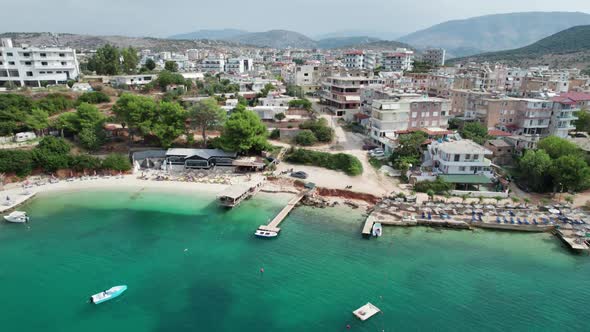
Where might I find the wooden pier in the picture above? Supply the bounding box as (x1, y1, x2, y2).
(258, 190, 309, 233)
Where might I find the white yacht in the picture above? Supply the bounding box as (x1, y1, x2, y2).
(255, 229, 278, 238)
(372, 223, 382, 237)
(3, 211, 29, 223)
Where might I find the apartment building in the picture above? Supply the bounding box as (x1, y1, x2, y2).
(225, 57, 253, 74)
(550, 92, 588, 138)
(424, 139, 493, 178)
(0, 38, 80, 88)
(422, 48, 446, 66)
(453, 64, 507, 92)
(201, 54, 226, 73)
(369, 95, 451, 151)
(381, 49, 414, 72)
(320, 76, 378, 120)
(342, 51, 379, 71)
(286, 64, 321, 94)
(450, 88, 494, 118)
(427, 73, 455, 98)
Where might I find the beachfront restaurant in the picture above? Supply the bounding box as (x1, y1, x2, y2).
(164, 148, 238, 170)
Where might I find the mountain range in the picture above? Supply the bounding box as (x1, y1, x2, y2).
(398, 11, 590, 57)
(448, 25, 590, 69)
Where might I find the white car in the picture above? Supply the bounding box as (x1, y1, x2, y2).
(368, 148, 383, 156)
(370, 151, 386, 158)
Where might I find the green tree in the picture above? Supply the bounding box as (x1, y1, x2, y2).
(258, 83, 276, 98)
(288, 99, 312, 111)
(460, 122, 489, 145)
(538, 135, 581, 159)
(145, 58, 156, 71)
(390, 131, 428, 169)
(551, 155, 590, 192)
(0, 121, 17, 136)
(518, 149, 553, 192)
(87, 44, 121, 75)
(112, 93, 158, 140)
(575, 109, 590, 133)
(101, 153, 131, 171)
(274, 112, 286, 122)
(25, 109, 49, 136)
(153, 70, 187, 91)
(299, 118, 334, 142)
(33, 137, 71, 172)
(294, 130, 317, 146)
(121, 47, 139, 74)
(219, 106, 270, 153)
(188, 98, 226, 145)
(151, 102, 188, 148)
(0, 150, 34, 177)
(164, 61, 179, 72)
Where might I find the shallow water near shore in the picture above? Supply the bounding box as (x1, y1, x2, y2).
(1, 189, 590, 331)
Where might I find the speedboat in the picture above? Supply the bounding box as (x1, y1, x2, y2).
(372, 223, 382, 237)
(90, 285, 127, 304)
(3, 211, 29, 223)
(255, 229, 278, 238)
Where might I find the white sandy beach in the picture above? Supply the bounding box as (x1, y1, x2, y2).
(0, 174, 266, 213)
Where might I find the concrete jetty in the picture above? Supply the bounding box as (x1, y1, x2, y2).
(556, 229, 589, 252)
(258, 190, 310, 233)
(0, 190, 37, 214)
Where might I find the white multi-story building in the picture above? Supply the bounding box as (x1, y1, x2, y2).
(225, 57, 253, 73)
(201, 54, 226, 73)
(422, 48, 446, 66)
(0, 38, 80, 88)
(343, 51, 379, 71)
(381, 49, 414, 72)
(425, 139, 493, 177)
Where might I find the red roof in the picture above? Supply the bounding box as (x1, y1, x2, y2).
(552, 92, 590, 104)
(488, 129, 512, 137)
(345, 50, 364, 55)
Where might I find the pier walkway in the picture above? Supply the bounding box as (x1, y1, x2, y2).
(258, 189, 310, 233)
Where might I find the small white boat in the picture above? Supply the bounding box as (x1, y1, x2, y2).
(372, 222, 382, 237)
(255, 229, 278, 238)
(3, 211, 29, 223)
(90, 285, 127, 304)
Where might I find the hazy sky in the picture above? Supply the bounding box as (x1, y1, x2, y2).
(2, 0, 590, 37)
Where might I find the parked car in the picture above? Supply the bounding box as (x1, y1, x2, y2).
(291, 171, 309, 179)
(369, 149, 384, 157)
(363, 143, 379, 151)
(371, 151, 386, 159)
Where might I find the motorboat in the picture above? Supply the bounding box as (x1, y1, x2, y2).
(3, 211, 29, 223)
(90, 285, 127, 304)
(372, 223, 382, 237)
(255, 229, 278, 238)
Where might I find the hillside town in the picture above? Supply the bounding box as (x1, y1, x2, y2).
(2, 32, 590, 250)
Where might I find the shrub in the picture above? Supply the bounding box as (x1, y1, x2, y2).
(0, 150, 34, 177)
(69, 154, 102, 172)
(414, 177, 453, 194)
(101, 153, 131, 171)
(77, 91, 110, 104)
(269, 128, 280, 139)
(299, 119, 334, 143)
(285, 148, 363, 176)
(33, 93, 75, 115)
(294, 130, 317, 146)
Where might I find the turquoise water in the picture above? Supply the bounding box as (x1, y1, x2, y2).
(1, 189, 590, 332)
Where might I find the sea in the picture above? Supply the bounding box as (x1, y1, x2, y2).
(0, 189, 589, 332)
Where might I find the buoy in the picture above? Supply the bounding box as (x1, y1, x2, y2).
(346, 324, 351, 329)
(184, 248, 188, 252)
(260, 268, 264, 273)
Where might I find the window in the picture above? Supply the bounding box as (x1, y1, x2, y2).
(61, 62, 67, 66)
(454, 154, 460, 162)
(59, 53, 65, 57)
(8, 70, 19, 77)
(0, 61, 2, 65)
(459, 166, 466, 171)
(7, 52, 13, 56)
(23, 53, 30, 57)
(39, 71, 46, 74)
(432, 112, 438, 117)
(8, 61, 15, 65)
(465, 154, 471, 160)
(26, 71, 33, 77)
(473, 155, 479, 161)
(40, 53, 47, 57)
(41, 62, 48, 66)
(411, 112, 417, 118)
(47, 71, 53, 74)
(25, 61, 32, 66)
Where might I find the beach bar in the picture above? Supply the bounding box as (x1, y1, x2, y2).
(217, 179, 264, 208)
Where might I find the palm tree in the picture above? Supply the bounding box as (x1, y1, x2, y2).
(523, 197, 531, 206)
